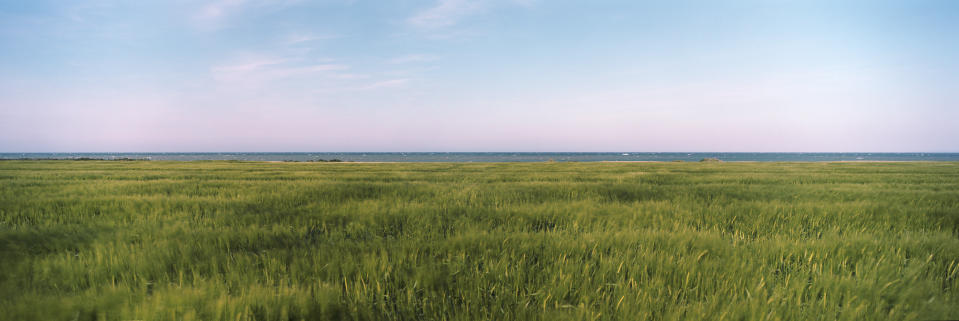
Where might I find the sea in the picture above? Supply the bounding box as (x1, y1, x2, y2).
(2, 153, 958, 162)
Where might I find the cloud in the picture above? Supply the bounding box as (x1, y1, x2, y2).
(407, 0, 484, 29)
(192, 0, 304, 30)
(210, 56, 350, 85)
(211, 57, 288, 73)
(329, 73, 370, 80)
(360, 78, 411, 90)
(407, 0, 536, 29)
(511, 0, 537, 7)
(282, 33, 340, 45)
(389, 54, 440, 64)
(195, 0, 246, 26)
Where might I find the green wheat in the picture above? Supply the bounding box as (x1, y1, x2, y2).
(1, 161, 957, 320)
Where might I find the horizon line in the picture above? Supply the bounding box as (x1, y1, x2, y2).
(2, 151, 958, 154)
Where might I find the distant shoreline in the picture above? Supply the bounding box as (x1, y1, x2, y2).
(2, 159, 956, 164)
(2, 152, 958, 162)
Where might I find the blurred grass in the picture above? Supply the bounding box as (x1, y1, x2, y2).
(1, 160, 958, 320)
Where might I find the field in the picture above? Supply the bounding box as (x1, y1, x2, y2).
(1, 161, 958, 320)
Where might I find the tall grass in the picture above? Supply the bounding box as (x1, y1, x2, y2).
(1, 161, 958, 320)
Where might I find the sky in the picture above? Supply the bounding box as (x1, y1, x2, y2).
(0, 0, 957, 152)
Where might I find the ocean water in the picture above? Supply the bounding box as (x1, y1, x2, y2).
(2, 152, 958, 162)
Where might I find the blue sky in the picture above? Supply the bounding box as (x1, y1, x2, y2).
(1, 0, 957, 152)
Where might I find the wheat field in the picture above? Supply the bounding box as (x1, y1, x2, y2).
(1, 161, 957, 320)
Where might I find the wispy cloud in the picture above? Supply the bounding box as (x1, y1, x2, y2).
(282, 33, 340, 45)
(511, 0, 538, 7)
(389, 54, 440, 64)
(211, 57, 288, 73)
(362, 78, 411, 90)
(192, 0, 304, 30)
(407, 0, 485, 29)
(407, 0, 535, 29)
(329, 73, 370, 80)
(210, 56, 349, 85)
(194, 0, 247, 28)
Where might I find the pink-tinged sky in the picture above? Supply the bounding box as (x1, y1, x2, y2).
(1, 0, 957, 152)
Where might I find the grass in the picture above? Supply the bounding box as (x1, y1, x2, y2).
(1, 160, 958, 320)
